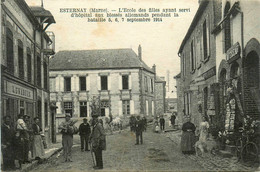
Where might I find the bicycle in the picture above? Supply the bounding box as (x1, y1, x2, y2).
(235, 127, 259, 164)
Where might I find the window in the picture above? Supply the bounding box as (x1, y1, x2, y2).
(64, 102, 73, 116)
(45, 102, 48, 127)
(37, 100, 42, 127)
(122, 100, 130, 115)
(37, 54, 41, 87)
(64, 77, 71, 91)
(203, 87, 208, 116)
(100, 101, 109, 116)
(43, 62, 47, 89)
(20, 100, 25, 116)
(224, 2, 231, 52)
(80, 77, 86, 91)
(203, 21, 208, 60)
(80, 102, 88, 117)
(49, 77, 56, 92)
(18, 40, 24, 79)
(230, 62, 239, 79)
(145, 76, 148, 92)
(191, 40, 195, 71)
(6, 28, 14, 74)
(184, 93, 191, 116)
(27, 48, 32, 83)
(150, 78, 154, 93)
(182, 53, 186, 77)
(101, 76, 108, 90)
(122, 75, 129, 90)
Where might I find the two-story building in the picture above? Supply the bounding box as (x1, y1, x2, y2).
(1, 0, 55, 143)
(177, 0, 222, 128)
(49, 46, 158, 131)
(213, 0, 260, 136)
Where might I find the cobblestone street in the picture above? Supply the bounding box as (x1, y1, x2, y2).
(31, 126, 205, 171)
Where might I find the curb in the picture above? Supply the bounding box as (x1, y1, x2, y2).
(20, 147, 63, 172)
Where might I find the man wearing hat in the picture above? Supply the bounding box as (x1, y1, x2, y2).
(135, 115, 144, 145)
(58, 114, 77, 162)
(79, 118, 91, 151)
(89, 115, 106, 169)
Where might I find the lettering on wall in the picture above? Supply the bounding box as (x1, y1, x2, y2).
(5, 81, 33, 100)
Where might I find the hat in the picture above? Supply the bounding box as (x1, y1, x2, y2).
(83, 118, 87, 121)
(65, 114, 71, 117)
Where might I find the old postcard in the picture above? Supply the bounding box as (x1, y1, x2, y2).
(0, 0, 259, 171)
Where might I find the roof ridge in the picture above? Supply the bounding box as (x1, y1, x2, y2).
(57, 48, 133, 52)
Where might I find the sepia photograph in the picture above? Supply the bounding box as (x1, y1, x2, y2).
(0, 0, 260, 171)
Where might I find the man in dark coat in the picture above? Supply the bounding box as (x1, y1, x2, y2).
(1, 116, 16, 170)
(159, 115, 165, 131)
(79, 118, 91, 151)
(171, 113, 176, 127)
(129, 115, 136, 132)
(135, 115, 144, 145)
(90, 115, 106, 170)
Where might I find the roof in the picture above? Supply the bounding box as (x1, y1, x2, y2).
(49, 49, 154, 73)
(178, 0, 209, 54)
(30, 6, 56, 24)
(155, 76, 166, 83)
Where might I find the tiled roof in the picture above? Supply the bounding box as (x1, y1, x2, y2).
(49, 49, 154, 73)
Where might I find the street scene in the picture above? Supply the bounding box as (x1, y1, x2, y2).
(1, 0, 260, 171)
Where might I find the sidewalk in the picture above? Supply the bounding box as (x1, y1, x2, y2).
(164, 130, 259, 171)
(8, 134, 63, 172)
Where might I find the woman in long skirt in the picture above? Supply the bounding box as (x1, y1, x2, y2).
(32, 117, 45, 160)
(181, 117, 196, 154)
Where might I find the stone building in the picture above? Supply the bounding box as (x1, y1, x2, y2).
(177, 0, 222, 128)
(49, 47, 158, 131)
(213, 0, 260, 136)
(0, 0, 56, 143)
(155, 76, 166, 116)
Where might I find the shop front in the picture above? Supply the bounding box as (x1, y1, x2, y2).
(2, 76, 36, 124)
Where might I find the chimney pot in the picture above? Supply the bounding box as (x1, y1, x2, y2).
(138, 45, 142, 60)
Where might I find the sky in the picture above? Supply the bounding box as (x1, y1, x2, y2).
(25, 0, 199, 98)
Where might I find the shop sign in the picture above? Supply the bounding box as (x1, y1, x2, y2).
(6, 81, 33, 100)
(203, 67, 216, 80)
(226, 42, 240, 63)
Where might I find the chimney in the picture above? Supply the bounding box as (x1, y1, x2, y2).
(138, 45, 142, 60)
(152, 64, 156, 74)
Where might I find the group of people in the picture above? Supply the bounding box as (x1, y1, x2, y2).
(153, 113, 176, 133)
(181, 116, 209, 155)
(1, 114, 46, 171)
(58, 114, 106, 170)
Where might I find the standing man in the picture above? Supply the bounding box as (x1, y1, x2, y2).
(58, 114, 77, 162)
(159, 115, 165, 131)
(1, 116, 16, 170)
(171, 112, 176, 128)
(79, 118, 91, 152)
(90, 115, 106, 170)
(135, 115, 144, 145)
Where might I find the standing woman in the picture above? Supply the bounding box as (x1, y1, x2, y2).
(181, 117, 196, 154)
(32, 117, 45, 160)
(199, 116, 209, 143)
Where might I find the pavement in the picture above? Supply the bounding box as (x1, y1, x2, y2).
(164, 128, 260, 171)
(6, 134, 64, 172)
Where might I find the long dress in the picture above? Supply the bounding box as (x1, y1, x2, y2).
(32, 123, 45, 159)
(181, 122, 196, 154)
(199, 121, 209, 143)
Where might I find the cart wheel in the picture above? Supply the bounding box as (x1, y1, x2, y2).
(241, 142, 258, 164)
